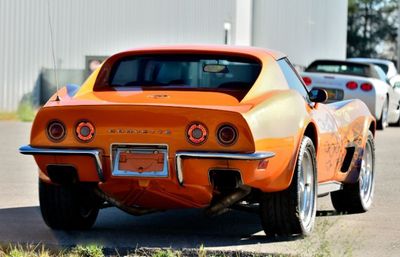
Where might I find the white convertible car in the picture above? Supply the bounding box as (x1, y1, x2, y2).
(301, 60, 400, 129)
(348, 58, 400, 111)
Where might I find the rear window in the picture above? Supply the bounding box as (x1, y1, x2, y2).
(107, 54, 261, 97)
(373, 63, 389, 74)
(305, 60, 374, 78)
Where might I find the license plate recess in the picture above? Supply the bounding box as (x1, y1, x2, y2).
(112, 145, 168, 177)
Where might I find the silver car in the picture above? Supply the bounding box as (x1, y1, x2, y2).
(301, 60, 400, 129)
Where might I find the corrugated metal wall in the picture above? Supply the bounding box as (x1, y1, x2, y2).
(0, 0, 348, 111)
(253, 0, 348, 67)
(0, 0, 236, 111)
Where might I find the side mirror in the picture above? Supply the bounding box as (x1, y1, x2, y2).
(394, 82, 400, 89)
(309, 88, 328, 103)
(66, 83, 80, 97)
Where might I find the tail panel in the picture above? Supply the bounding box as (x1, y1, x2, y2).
(31, 105, 255, 157)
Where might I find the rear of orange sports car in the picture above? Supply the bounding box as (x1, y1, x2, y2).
(26, 46, 282, 208)
(29, 99, 272, 209)
(20, 45, 375, 236)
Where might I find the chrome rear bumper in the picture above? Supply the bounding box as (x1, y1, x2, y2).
(175, 151, 275, 185)
(19, 145, 104, 181)
(20, 145, 275, 185)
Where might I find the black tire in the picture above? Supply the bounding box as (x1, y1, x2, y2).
(392, 113, 400, 127)
(260, 136, 317, 237)
(377, 98, 388, 130)
(39, 180, 100, 230)
(331, 131, 375, 213)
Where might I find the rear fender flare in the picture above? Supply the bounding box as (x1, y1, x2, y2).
(285, 121, 319, 187)
(345, 117, 376, 184)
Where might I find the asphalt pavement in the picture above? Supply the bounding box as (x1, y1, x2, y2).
(0, 121, 399, 256)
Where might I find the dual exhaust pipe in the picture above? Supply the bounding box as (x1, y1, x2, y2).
(95, 185, 252, 217)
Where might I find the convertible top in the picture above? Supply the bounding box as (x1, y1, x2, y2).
(305, 59, 380, 79)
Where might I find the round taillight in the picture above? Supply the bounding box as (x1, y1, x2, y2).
(217, 124, 238, 146)
(302, 77, 312, 86)
(187, 123, 208, 145)
(76, 121, 95, 142)
(346, 81, 358, 90)
(47, 121, 66, 142)
(360, 83, 373, 91)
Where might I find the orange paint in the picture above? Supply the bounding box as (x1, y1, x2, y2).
(26, 45, 374, 209)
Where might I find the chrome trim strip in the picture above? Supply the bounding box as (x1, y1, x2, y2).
(175, 151, 275, 185)
(317, 181, 343, 196)
(19, 145, 104, 181)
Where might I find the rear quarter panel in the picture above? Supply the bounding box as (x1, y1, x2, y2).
(242, 90, 374, 191)
(242, 90, 311, 191)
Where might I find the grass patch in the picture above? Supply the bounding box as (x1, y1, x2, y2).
(296, 217, 360, 257)
(0, 244, 288, 257)
(0, 244, 104, 257)
(0, 93, 37, 121)
(0, 244, 52, 257)
(0, 102, 36, 122)
(0, 112, 18, 121)
(152, 249, 180, 257)
(16, 101, 36, 122)
(70, 245, 104, 257)
(131, 247, 285, 257)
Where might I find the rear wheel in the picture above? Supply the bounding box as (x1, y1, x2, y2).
(331, 131, 375, 213)
(39, 180, 100, 230)
(259, 136, 317, 237)
(377, 98, 388, 130)
(393, 113, 400, 127)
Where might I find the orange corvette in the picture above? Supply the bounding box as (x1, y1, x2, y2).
(20, 45, 375, 236)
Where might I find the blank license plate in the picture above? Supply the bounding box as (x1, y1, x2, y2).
(112, 146, 168, 177)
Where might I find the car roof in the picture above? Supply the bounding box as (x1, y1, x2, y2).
(118, 45, 287, 60)
(305, 59, 379, 79)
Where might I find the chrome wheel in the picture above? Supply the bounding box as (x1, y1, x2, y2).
(298, 149, 316, 232)
(259, 136, 316, 236)
(359, 138, 374, 209)
(330, 131, 375, 213)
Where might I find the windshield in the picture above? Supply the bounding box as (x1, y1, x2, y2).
(108, 54, 261, 95)
(305, 60, 373, 78)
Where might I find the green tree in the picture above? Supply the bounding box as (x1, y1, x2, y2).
(347, 0, 398, 59)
